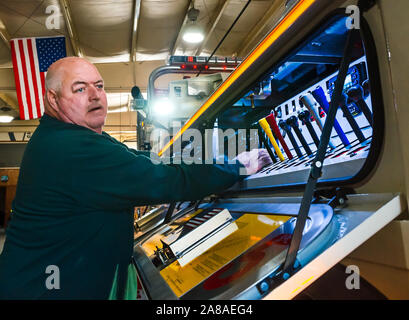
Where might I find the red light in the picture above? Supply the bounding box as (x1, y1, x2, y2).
(223, 65, 227, 70)
(187, 56, 194, 62)
(193, 65, 197, 69)
(181, 64, 186, 69)
(204, 65, 209, 70)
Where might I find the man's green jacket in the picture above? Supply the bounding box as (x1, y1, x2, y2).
(0, 114, 243, 299)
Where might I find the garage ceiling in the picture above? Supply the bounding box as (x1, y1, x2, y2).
(0, 0, 289, 142)
(0, 0, 287, 65)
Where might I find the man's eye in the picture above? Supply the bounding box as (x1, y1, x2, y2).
(75, 87, 85, 93)
(96, 84, 104, 89)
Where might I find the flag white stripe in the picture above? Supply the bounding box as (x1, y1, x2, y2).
(13, 40, 29, 120)
(22, 38, 38, 119)
(31, 39, 45, 115)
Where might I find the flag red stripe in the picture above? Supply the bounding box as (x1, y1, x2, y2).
(40, 72, 45, 102)
(27, 39, 42, 118)
(10, 40, 25, 120)
(18, 40, 33, 119)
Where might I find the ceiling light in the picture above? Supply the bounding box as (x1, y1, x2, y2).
(0, 106, 18, 123)
(107, 106, 129, 114)
(0, 115, 14, 123)
(183, 24, 204, 43)
(183, 6, 204, 44)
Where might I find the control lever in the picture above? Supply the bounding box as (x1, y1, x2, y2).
(347, 85, 373, 126)
(279, 119, 302, 158)
(259, 118, 285, 161)
(299, 94, 324, 131)
(250, 93, 255, 109)
(300, 94, 335, 149)
(339, 93, 366, 143)
(298, 110, 320, 148)
(265, 113, 293, 160)
(257, 125, 277, 164)
(286, 116, 312, 156)
(311, 86, 350, 147)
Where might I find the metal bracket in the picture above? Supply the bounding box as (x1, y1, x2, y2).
(163, 202, 177, 224)
(313, 187, 353, 209)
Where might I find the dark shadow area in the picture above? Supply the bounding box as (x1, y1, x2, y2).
(294, 263, 387, 300)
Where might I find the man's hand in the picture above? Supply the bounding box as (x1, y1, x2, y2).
(235, 148, 273, 175)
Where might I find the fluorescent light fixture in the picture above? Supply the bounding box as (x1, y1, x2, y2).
(107, 106, 129, 113)
(0, 115, 14, 123)
(183, 24, 204, 43)
(152, 97, 175, 116)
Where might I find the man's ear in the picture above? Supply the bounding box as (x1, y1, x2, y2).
(46, 89, 59, 113)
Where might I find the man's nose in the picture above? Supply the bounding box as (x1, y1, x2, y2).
(88, 85, 100, 100)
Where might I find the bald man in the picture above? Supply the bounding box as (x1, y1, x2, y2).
(44, 57, 108, 134)
(0, 57, 271, 300)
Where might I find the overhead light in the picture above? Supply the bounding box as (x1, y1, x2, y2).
(183, 24, 204, 43)
(0, 106, 18, 123)
(0, 115, 14, 123)
(107, 106, 129, 114)
(152, 97, 175, 116)
(182, 6, 204, 44)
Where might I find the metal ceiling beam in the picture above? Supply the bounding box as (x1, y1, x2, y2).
(237, 0, 283, 58)
(170, 0, 193, 56)
(195, 0, 229, 56)
(59, 0, 83, 57)
(0, 93, 18, 109)
(130, 0, 142, 62)
(0, 120, 39, 132)
(0, 17, 11, 50)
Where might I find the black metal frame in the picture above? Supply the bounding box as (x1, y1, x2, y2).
(219, 8, 384, 197)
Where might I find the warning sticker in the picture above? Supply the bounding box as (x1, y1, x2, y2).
(159, 213, 291, 297)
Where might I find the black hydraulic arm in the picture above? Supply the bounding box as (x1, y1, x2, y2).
(279, 28, 360, 278)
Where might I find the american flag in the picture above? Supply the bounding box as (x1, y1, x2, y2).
(10, 36, 66, 120)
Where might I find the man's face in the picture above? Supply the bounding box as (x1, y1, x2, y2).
(53, 60, 108, 133)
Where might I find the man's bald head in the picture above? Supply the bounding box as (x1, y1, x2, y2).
(45, 57, 97, 93)
(44, 57, 108, 134)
